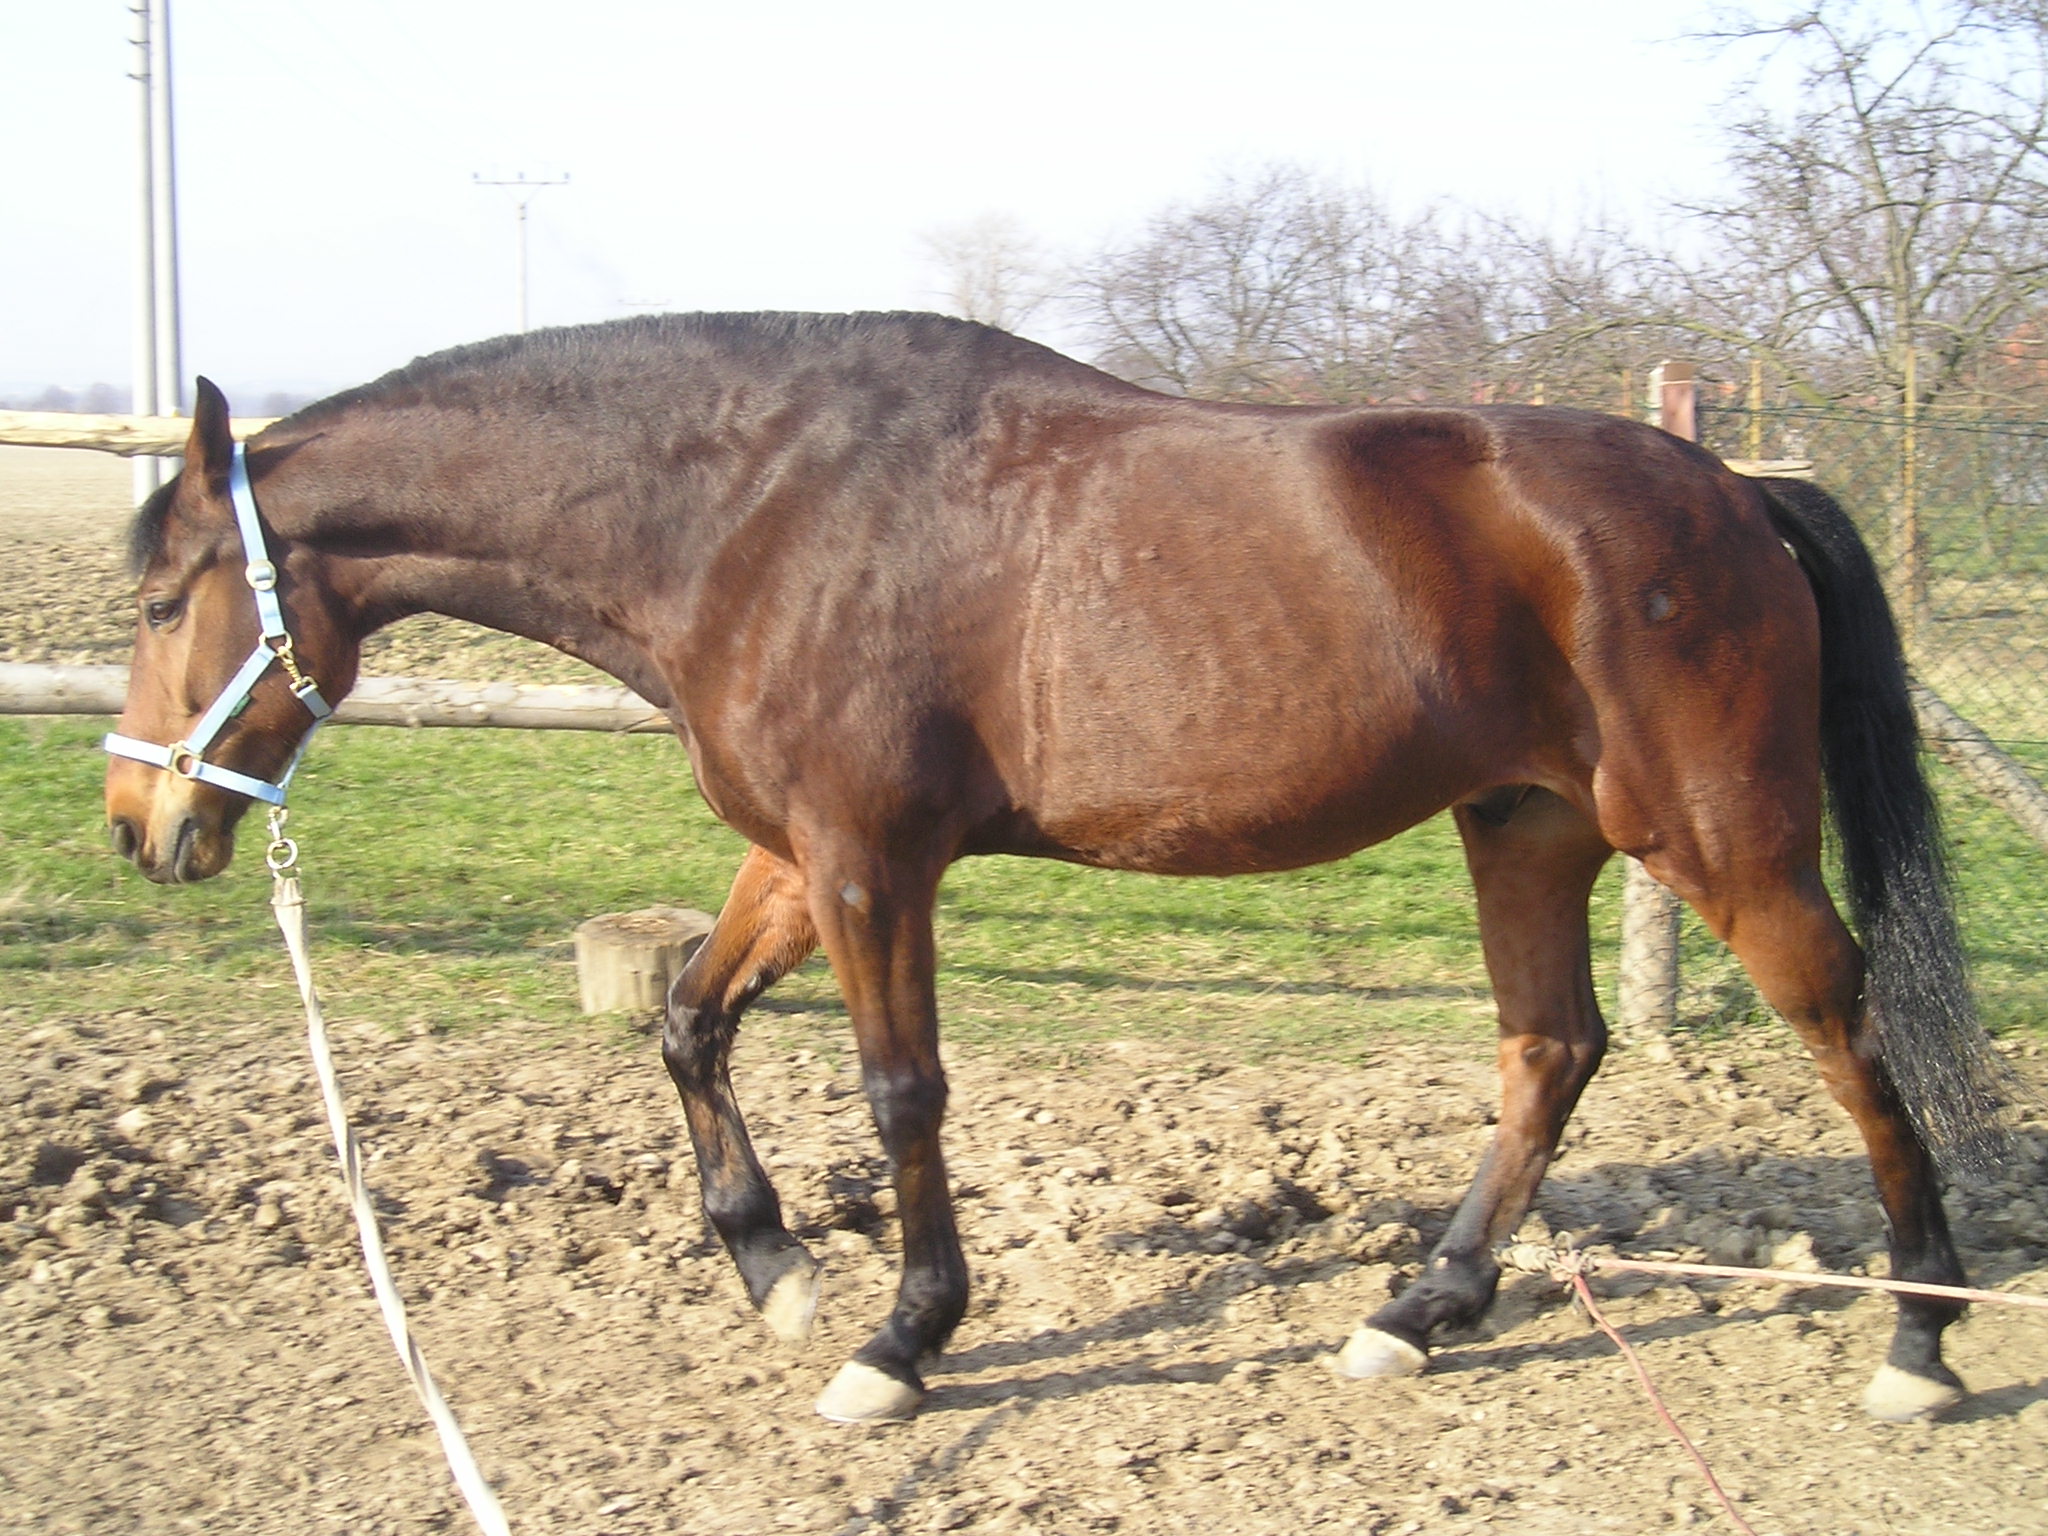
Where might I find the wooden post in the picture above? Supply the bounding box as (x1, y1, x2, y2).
(1649, 359, 1697, 440)
(1898, 346, 1925, 643)
(1619, 362, 1696, 1038)
(574, 907, 715, 1014)
(1746, 357, 1764, 461)
(1618, 860, 1682, 1036)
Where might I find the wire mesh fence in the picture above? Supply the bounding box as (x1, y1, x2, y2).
(1703, 403, 2048, 747)
(1667, 402, 2048, 1036)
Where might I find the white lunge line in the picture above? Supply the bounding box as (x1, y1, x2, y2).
(271, 871, 512, 1536)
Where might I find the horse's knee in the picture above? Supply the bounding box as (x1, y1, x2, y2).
(1514, 1030, 1605, 1085)
(862, 1063, 948, 1153)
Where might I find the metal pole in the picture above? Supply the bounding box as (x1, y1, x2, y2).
(149, 0, 183, 429)
(129, 3, 161, 504)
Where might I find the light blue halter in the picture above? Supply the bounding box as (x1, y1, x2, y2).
(104, 442, 334, 806)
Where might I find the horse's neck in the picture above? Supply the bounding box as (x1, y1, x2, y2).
(282, 415, 682, 703)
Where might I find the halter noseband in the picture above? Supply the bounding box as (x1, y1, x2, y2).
(104, 442, 334, 807)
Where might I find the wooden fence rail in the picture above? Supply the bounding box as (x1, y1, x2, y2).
(0, 411, 278, 457)
(9, 661, 2041, 859)
(0, 663, 670, 734)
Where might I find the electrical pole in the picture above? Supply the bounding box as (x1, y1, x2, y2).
(150, 0, 183, 430)
(128, 0, 184, 501)
(130, 2, 160, 503)
(473, 172, 569, 333)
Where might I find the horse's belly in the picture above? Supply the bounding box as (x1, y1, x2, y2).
(1014, 702, 1471, 875)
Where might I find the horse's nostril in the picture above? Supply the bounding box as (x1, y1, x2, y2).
(109, 818, 140, 860)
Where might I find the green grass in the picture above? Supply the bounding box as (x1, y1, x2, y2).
(0, 720, 1503, 1061)
(2, 718, 2040, 1061)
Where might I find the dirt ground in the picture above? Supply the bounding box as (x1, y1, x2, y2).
(6, 444, 2048, 1535)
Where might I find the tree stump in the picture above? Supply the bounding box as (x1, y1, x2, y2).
(573, 906, 716, 1014)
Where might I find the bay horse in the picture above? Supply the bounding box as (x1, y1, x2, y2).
(105, 313, 2007, 1425)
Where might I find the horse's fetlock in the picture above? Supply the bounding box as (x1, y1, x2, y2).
(704, 1180, 785, 1246)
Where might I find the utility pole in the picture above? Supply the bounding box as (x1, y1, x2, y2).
(129, 2, 160, 503)
(150, 0, 183, 430)
(473, 172, 569, 333)
(128, 0, 184, 501)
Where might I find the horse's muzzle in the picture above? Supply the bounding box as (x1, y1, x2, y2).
(107, 806, 235, 885)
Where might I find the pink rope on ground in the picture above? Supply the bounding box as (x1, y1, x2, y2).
(1566, 1271, 1763, 1536)
(1497, 1240, 2048, 1536)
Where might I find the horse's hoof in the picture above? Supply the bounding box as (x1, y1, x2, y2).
(1862, 1363, 1964, 1422)
(760, 1257, 821, 1342)
(815, 1361, 923, 1424)
(1332, 1326, 1428, 1379)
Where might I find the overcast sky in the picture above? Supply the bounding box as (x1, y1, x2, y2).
(6, 0, 1777, 403)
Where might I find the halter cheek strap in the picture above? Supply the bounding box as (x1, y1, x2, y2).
(105, 442, 334, 807)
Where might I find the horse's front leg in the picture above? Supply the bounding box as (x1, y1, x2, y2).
(801, 840, 965, 1423)
(662, 844, 823, 1341)
(1339, 791, 1613, 1376)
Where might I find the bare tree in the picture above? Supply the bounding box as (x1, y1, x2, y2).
(922, 213, 1058, 334)
(1068, 166, 1672, 410)
(1070, 166, 1462, 403)
(1396, 215, 1684, 408)
(1676, 0, 2048, 408)
(1064, 7, 2048, 418)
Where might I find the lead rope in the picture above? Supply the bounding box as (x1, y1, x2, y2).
(265, 807, 512, 1536)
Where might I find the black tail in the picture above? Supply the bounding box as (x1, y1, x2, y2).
(1760, 477, 2012, 1175)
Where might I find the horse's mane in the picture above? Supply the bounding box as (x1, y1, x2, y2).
(280, 311, 1034, 434)
(127, 311, 1050, 572)
(128, 475, 181, 574)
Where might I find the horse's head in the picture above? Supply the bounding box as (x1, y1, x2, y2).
(106, 380, 358, 883)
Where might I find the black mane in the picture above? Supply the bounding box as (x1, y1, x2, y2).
(278, 311, 1034, 435)
(128, 474, 181, 574)
(127, 310, 1043, 572)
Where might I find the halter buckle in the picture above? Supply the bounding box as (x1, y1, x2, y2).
(246, 559, 279, 592)
(167, 742, 203, 780)
(269, 633, 314, 693)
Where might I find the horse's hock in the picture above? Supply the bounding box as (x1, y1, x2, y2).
(573, 906, 715, 1013)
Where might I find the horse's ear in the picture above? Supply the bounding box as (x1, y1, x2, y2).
(185, 377, 235, 482)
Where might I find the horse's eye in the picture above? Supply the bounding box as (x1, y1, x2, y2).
(144, 597, 183, 630)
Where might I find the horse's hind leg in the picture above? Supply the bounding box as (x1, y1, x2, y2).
(1688, 870, 1967, 1420)
(661, 844, 823, 1342)
(799, 837, 966, 1424)
(1338, 788, 1613, 1377)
